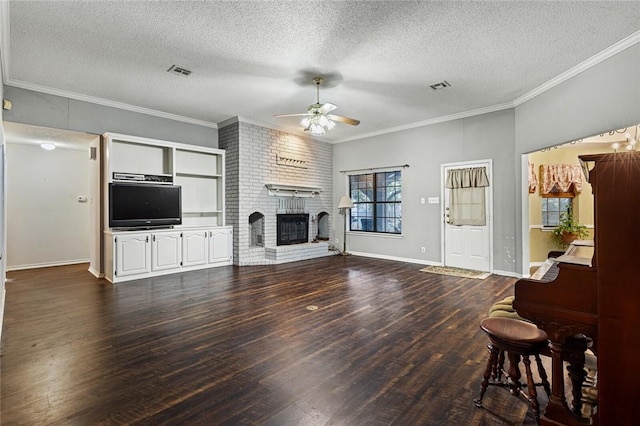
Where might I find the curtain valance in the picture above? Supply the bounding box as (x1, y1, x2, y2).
(528, 162, 538, 194)
(446, 167, 489, 226)
(446, 167, 489, 189)
(540, 164, 583, 195)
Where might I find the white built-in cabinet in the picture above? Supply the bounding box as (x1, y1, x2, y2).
(208, 227, 233, 264)
(114, 232, 151, 278)
(102, 133, 232, 283)
(151, 231, 182, 271)
(182, 230, 208, 267)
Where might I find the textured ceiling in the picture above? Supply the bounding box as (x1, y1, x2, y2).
(2, 1, 640, 142)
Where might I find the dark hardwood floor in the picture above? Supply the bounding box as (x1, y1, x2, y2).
(1, 256, 544, 425)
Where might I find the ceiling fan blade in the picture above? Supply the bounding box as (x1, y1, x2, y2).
(319, 103, 338, 114)
(327, 114, 360, 126)
(274, 113, 310, 118)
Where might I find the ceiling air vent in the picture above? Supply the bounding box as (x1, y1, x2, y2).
(167, 65, 192, 77)
(430, 80, 451, 90)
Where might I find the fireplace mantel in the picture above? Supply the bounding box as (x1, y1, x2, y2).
(265, 183, 322, 198)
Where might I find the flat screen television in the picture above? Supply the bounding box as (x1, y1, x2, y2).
(109, 183, 182, 228)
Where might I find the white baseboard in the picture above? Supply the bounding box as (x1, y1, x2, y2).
(7, 259, 89, 271)
(492, 269, 522, 278)
(88, 267, 103, 278)
(350, 252, 522, 278)
(350, 251, 442, 266)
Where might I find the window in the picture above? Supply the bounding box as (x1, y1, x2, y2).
(542, 197, 572, 227)
(349, 171, 401, 234)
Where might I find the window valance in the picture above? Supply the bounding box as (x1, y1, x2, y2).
(445, 167, 489, 189)
(540, 164, 583, 195)
(446, 167, 489, 226)
(528, 162, 538, 194)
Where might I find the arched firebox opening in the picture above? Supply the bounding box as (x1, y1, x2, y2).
(317, 211, 330, 241)
(249, 212, 265, 247)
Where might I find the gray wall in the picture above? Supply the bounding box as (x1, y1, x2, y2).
(333, 109, 516, 273)
(514, 42, 640, 274)
(515, 43, 640, 154)
(334, 42, 640, 276)
(2, 86, 218, 148)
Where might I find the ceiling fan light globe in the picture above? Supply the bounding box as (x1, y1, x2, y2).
(327, 119, 336, 130)
(300, 117, 311, 127)
(310, 123, 325, 135)
(318, 115, 329, 127)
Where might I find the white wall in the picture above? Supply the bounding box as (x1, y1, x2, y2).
(6, 142, 90, 269)
(88, 136, 101, 277)
(0, 66, 6, 337)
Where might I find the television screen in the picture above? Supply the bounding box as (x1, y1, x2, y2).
(109, 183, 181, 228)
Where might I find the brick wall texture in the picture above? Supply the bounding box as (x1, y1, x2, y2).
(219, 121, 334, 265)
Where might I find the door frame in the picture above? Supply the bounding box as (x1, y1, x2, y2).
(440, 159, 494, 271)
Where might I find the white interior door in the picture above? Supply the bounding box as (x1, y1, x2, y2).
(442, 160, 492, 272)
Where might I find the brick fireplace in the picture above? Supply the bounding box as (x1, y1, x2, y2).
(219, 119, 335, 265)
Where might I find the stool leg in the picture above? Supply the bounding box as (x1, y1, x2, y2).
(534, 353, 551, 398)
(474, 342, 499, 408)
(493, 349, 505, 381)
(506, 352, 522, 396)
(523, 355, 541, 422)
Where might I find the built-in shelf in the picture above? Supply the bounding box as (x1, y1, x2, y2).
(176, 172, 222, 179)
(102, 132, 229, 282)
(266, 183, 322, 198)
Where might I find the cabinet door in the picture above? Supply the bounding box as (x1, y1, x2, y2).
(115, 233, 151, 277)
(151, 232, 182, 271)
(208, 228, 232, 264)
(182, 230, 208, 267)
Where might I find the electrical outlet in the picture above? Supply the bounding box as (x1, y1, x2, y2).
(335, 238, 340, 245)
(421, 246, 426, 253)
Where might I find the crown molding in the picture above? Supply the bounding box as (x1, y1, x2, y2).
(5, 78, 218, 129)
(334, 102, 515, 144)
(513, 29, 640, 106)
(336, 29, 640, 144)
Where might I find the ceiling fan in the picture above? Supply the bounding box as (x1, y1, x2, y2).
(275, 77, 360, 136)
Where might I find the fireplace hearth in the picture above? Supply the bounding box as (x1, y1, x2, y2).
(277, 214, 309, 246)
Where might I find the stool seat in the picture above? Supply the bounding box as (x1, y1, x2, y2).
(480, 317, 548, 354)
(474, 317, 551, 422)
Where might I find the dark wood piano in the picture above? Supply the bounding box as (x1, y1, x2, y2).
(514, 152, 640, 425)
(514, 243, 597, 425)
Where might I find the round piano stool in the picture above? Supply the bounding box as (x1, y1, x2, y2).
(473, 317, 551, 423)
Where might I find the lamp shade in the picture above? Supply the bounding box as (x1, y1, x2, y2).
(338, 195, 354, 209)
